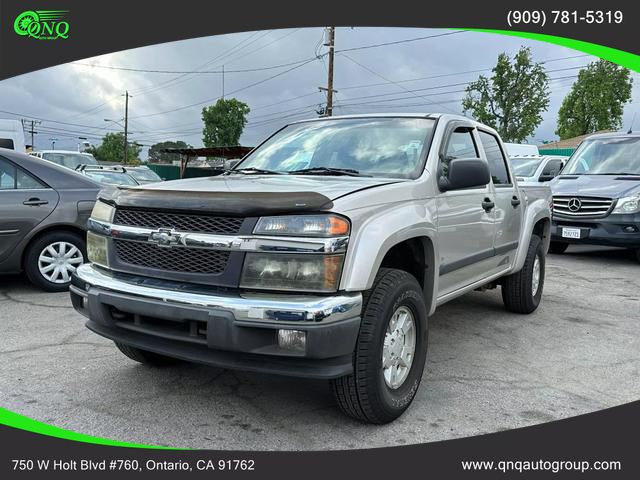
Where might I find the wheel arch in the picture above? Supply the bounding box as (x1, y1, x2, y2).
(21, 223, 86, 268)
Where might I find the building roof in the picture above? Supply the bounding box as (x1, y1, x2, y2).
(538, 130, 613, 150)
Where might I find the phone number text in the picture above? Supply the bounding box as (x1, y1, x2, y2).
(507, 10, 623, 27)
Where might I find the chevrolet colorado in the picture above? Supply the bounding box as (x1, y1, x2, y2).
(70, 114, 552, 423)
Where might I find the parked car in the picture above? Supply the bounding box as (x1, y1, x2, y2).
(511, 155, 566, 183)
(70, 114, 551, 423)
(31, 150, 99, 170)
(75, 165, 140, 186)
(0, 119, 26, 152)
(0, 149, 100, 291)
(549, 132, 640, 261)
(125, 166, 164, 184)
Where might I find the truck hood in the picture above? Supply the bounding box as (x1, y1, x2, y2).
(550, 175, 640, 198)
(102, 174, 402, 216)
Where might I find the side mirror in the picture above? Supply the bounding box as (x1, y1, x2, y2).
(439, 158, 490, 192)
(539, 173, 556, 182)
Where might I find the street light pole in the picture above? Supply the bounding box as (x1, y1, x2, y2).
(123, 90, 130, 164)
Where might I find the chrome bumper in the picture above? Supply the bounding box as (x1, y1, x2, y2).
(72, 263, 362, 324)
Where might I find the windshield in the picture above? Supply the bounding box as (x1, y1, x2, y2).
(511, 158, 544, 177)
(236, 117, 435, 178)
(83, 171, 138, 186)
(43, 152, 98, 169)
(562, 137, 640, 175)
(129, 168, 162, 183)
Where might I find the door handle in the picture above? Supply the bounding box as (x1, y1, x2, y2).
(511, 196, 521, 207)
(23, 198, 48, 206)
(482, 198, 495, 212)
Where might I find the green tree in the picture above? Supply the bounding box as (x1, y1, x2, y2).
(148, 140, 192, 163)
(556, 60, 633, 139)
(202, 98, 250, 147)
(462, 47, 550, 143)
(88, 132, 141, 164)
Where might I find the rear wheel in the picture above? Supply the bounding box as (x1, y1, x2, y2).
(549, 241, 568, 254)
(502, 235, 545, 314)
(331, 268, 428, 424)
(24, 231, 86, 292)
(114, 342, 180, 367)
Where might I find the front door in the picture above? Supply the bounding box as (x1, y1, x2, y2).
(436, 124, 496, 296)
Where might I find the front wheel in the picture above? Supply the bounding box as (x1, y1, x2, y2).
(114, 342, 181, 367)
(502, 235, 545, 314)
(331, 268, 428, 424)
(634, 248, 640, 263)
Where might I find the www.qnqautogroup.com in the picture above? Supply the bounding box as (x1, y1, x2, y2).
(461, 459, 622, 473)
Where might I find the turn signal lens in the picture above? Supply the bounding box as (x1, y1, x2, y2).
(254, 214, 350, 237)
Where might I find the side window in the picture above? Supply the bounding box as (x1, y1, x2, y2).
(542, 159, 563, 176)
(441, 127, 478, 177)
(17, 169, 46, 189)
(0, 158, 17, 190)
(478, 131, 510, 185)
(0, 158, 46, 190)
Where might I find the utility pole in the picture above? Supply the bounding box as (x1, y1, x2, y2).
(222, 65, 225, 99)
(318, 27, 337, 117)
(122, 91, 130, 164)
(22, 119, 41, 149)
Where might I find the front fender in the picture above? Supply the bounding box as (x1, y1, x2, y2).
(339, 200, 438, 311)
(513, 198, 551, 272)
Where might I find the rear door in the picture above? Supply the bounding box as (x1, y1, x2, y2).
(436, 123, 496, 296)
(477, 130, 522, 266)
(0, 156, 58, 262)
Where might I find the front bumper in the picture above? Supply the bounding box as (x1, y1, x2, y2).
(70, 264, 362, 379)
(551, 213, 640, 248)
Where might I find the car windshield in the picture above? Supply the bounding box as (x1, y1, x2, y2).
(43, 152, 98, 169)
(235, 117, 435, 179)
(83, 171, 138, 186)
(562, 137, 640, 175)
(129, 168, 162, 183)
(511, 158, 544, 177)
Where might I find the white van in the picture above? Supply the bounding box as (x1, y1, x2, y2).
(0, 119, 26, 152)
(503, 142, 539, 157)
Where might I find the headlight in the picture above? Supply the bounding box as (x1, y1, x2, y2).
(240, 253, 344, 292)
(87, 232, 109, 268)
(254, 214, 350, 237)
(90, 200, 115, 223)
(612, 195, 640, 214)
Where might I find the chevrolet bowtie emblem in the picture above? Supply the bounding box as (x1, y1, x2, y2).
(148, 228, 181, 247)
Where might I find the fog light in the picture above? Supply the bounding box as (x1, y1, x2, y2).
(82, 296, 89, 309)
(623, 225, 638, 233)
(278, 329, 306, 352)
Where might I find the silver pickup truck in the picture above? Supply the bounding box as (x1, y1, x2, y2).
(70, 114, 551, 424)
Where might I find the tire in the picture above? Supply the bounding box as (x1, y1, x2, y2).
(331, 268, 428, 424)
(502, 235, 545, 314)
(23, 231, 86, 292)
(114, 342, 180, 367)
(635, 249, 640, 263)
(549, 241, 568, 254)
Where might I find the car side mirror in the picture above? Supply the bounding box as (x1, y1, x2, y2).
(539, 174, 556, 182)
(438, 158, 490, 192)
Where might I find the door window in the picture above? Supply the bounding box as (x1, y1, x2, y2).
(441, 127, 478, 178)
(478, 131, 510, 185)
(0, 158, 46, 189)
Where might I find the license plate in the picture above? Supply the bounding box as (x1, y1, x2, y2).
(562, 227, 582, 239)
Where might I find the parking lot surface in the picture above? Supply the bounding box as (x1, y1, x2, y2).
(1, 245, 639, 450)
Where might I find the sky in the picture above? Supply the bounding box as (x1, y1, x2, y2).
(1, 27, 638, 158)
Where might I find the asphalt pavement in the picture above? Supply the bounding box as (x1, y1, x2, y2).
(1, 245, 638, 450)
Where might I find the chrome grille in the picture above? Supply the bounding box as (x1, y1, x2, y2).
(114, 209, 244, 234)
(114, 240, 229, 274)
(552, 196, 613, 217)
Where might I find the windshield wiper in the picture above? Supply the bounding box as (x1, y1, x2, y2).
(587, 172, 640, 176)
(226, 167, 283, 175)
(288, 167, 369, 177)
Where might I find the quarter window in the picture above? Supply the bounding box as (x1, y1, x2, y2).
(478, 131, 510, 185)
(0, 158, 45, 190)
